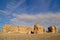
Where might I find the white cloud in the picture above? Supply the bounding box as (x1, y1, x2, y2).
(0, 0, 25, 15)
(0, 10, 11, 15)
(4, 0, 25, 15)
(0, 10, 7, 14)
(10, 13, 60, 26)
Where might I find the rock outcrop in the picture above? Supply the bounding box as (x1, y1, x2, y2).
(48, 25, 58, 33)
(2, 24, 58, 34)
(34, 24, 46, 34)
(18, 26, 33, 34)
(2, 24, 18, 33)
(2, 24, 33, 34)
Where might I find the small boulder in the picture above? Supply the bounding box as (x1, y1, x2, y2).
(48, 25, 58, 33)
(34, 24, 46, 34)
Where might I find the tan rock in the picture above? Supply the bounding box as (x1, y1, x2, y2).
(2, 24, 33, 34)
(2, 24, 18, 33)
(2, 24, 47, 34)
(18, 26, 33, 34)
(34, 24, 46, 34)
(48, 25, 58, 33)
(2, 24, 11, 32)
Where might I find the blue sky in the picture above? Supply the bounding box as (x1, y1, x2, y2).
(0, 0, 60, 30)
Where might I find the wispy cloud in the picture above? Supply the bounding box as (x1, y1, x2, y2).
(0, 10, 11, 15)
(4, 0, 25, 15)
(0, 10, 7, 14)
(10, 13, 60, 26)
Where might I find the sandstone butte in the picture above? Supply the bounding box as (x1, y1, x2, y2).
(2, 24, 58, 34)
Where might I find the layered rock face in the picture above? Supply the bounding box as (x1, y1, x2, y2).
(34, 24, 46, 34)
(18, 26, 33, 34)
(2, 24, 58, 34)
(2, 24, 33, 34)
(2, 24, 18, 33)
(48, 25, 58, 33)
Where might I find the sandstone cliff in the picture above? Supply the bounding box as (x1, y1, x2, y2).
(2, 24, 33, 34)
(2, 24, 58, 34)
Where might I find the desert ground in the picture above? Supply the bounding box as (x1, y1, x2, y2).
(0, 33, 60, 40)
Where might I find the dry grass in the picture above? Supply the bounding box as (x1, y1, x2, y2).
(0, 32, 60, 40)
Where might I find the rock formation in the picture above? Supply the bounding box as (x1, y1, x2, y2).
(2, 24, 33, 34)
(2, 24, 18, 33)
(18, 26, 33, 34)
(2, 24, 58, 34)
(48, 25, 58, 33)
(34, 24, 46, 34)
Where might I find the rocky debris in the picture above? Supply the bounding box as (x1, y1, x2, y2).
(48, 25, 58, 33)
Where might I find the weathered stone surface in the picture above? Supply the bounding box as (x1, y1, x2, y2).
(2, 24, 33, 34)
(18, 26, 33, 34)
(2, 24, 58, 34)
(34, 24, 46, 34)
(2, 24, 18, 33)
(48, 25, 58, 33)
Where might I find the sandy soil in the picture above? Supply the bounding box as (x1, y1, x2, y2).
(0, 33, 60, 40)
